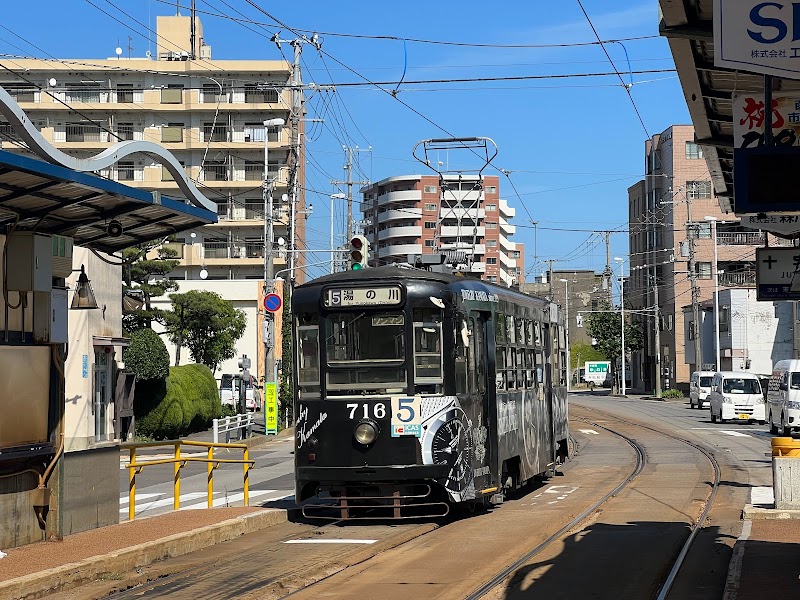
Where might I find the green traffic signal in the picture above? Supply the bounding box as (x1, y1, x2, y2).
(352, 264, 363, 270)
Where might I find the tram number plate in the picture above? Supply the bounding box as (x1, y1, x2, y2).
(738, 413, 750, 420)
(391, 396, 422, 437)
(325, 286, 402, 307)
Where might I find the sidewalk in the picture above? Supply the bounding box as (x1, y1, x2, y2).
(723, 487, 800, 599)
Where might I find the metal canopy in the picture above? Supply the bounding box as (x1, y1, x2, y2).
(0, 149, 216, 253)
(657, 0, 800, 213)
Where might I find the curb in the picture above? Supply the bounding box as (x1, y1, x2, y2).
(0, 509, 288, 600)
(722, 520, 752, 600)
(742, 503, 800, 520)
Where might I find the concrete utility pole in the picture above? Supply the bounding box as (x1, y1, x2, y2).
(652, 273, 662, 397)
(331, 146, 369, 244)
(686, 197, 703, 375)
(544, 259, 557, 300)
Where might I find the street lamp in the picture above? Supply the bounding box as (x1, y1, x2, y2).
(704, 216, 721, 372)
(614, 257, 627, 396)
(559, 278, 571, 393)
(330, 192, 346, 274)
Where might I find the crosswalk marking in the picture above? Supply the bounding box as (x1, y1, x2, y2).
(690, 427, 753, 438)
(120, 489, 291, 515)
(283, 539, 377, 545)
(578, 429, 600, 435)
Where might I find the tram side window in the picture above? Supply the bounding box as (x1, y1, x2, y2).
(472, 316, 487, 395)
(526, 320, 535, 348)
(536, 352, 544, 386)
(413, 308, 443, 392)
(496, 314, 506, 346)
(506, 346, 516, 390)
(506, 315, 516, 345)
(534, 321, 542, 347)
(516, 318, 525, 347)
(496, 343, 506, 390)
(525, 349, 535, 388)
(296, 313, 320, 397)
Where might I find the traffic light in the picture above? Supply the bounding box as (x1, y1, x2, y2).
(349, 235, 369, 270)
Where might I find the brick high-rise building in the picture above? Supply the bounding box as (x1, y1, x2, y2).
(360, 174, 524, 286)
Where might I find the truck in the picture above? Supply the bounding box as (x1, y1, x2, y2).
(584, 361, 611, 389)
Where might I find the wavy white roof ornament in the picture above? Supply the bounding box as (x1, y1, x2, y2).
(0, 85, 215, 212)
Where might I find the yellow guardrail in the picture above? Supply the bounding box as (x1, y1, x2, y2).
(771, 437, 800, 457)
(121, 440, 254, 521)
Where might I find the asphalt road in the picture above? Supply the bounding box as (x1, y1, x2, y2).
(98, 393, 775, 599)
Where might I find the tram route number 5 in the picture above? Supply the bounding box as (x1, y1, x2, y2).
(391, 396, 422, 438)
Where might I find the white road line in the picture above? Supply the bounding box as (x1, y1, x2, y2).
(120, 492, 164, 506)
(578, 429, 600, 435)
(120, 489, 287, 515)
(283, 539, 377, 545)
(120, 492, 207, 514)
(690, 428, 753, 437)
(181, 489, 287, 510)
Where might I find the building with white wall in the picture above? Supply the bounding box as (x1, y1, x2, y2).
(683, 288, 793, 376)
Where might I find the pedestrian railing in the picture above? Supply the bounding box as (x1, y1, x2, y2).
(121, 440, 254, 521)
(213, 413, 254, 444)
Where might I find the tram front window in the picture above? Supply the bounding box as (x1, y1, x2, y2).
(325, 312, 407, 392)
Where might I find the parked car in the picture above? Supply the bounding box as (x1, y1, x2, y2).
(219, 374, 261, 412)
(689, 371, 715, 409)
(767, 360, 800, 435)
(709, 371, 765, 424)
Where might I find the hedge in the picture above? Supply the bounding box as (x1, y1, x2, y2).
(135, 364, 223, 439)
(124, 329, 170, 381)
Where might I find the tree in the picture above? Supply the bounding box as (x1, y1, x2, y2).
(585, 301, 644, 393)
(124, 328, 170, 381)
(122, 240, 180, 333)
(164, 290, 246, 372)
(570, 341, 606, 370)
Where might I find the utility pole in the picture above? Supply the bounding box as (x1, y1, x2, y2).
(686, 197, 703, 375)
(652, 273, 662, 397)
(544, 259, 557, 300)
(603, 231, 612, 305)
(189, 0, 197, 59)
(331, 146, 370, 244)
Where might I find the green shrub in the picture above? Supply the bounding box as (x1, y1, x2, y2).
(662, 388, 684, 399)
(124, 329, 170, 381)
(135, 364, 223, 439)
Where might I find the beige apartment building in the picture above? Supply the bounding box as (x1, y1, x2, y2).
(0, 14, 304, 381)
(360, 174, 524, 286)
(628, 125, 786, 392)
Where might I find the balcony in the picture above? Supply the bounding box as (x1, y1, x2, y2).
(719, 271, 756, 287)
(243, 89, 279, 104)
(203, 165, 229, 182)
(65, 125, 105, 143)
(717, 231, 764, 246)
(376, 190, 420, 206)
(202, 126, 229, 142)
(440, 225, 485, 238)
(243, 164, 264, 181)
(202, 242, 283, 261)
(377, 208, 422, 223)
(379, 243, 422, 258)
(65, 90, 103, 103)
(378, 225, 422, 241)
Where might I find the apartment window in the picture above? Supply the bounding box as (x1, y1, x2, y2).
(685, 141, 703, 159)
(424, 203, 437, 211)
(510, 251, 520, 259)
(117, 122, 134, 141)
(201, 83, 227, 103)
(162, 161, 186, 181)
(486, 239, 497, 248)
(695, 262, 712, 279)
(486, 257, 498, 265)
(161, 85, 183, 104)
(485, 203, 497, 211)
(424, 221, 437, 229)
(161, 123, 184, 143)
(244, 85, 278, 103)
(243, 123, 265, 142)
(423, 185, 437, 194)
(203, 122, 228, 142)
(115, 84, 134, 103)
(687, 222, 711, 239)
(687, 180, 712, 199)
(487, 276, 497, 283)
(486, 222, 497, 229)
(117, 161, 135, 181)
(66, 85, 101, 103)
(425, 239, 435, 247)
(1, 83, 35, 103)
(485, 186, 497, 194)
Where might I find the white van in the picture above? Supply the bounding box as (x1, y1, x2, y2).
(767, 360, 800, 435)
(709, 371, 765, 424)
(689, 371, 716, 409)
(219, 374, 260, 412)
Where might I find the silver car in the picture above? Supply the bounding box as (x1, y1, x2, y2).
(689, 371, 715, 409)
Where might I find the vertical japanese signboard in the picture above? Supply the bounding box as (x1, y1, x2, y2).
(265, 382, 278, 434)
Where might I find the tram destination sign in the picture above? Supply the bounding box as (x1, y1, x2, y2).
(324, 286, 402, 307)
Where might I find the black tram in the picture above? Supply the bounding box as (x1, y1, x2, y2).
(292, 266, 569, 519)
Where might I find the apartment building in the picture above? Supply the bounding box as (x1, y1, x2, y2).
(360, 174, 524, 286)
(627, 125, 786, 392)
(0, 14, 304, 381)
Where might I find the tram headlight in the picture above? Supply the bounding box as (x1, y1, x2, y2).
(354, 420, 379, 445)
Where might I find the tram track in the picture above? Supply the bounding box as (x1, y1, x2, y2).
(466, 408, 722, 600)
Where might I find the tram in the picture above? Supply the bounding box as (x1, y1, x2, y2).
(291, 266, 569, 519)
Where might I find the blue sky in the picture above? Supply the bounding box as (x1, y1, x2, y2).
(0, 0, 692, 281)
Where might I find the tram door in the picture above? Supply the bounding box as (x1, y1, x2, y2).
(541, 322, 555, 467)
(469, 313, 493, 490)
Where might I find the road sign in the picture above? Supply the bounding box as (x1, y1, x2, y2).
(264, 293, 282, 313)
(265, 382, 278, 434)
(756, 247, 800, 300)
